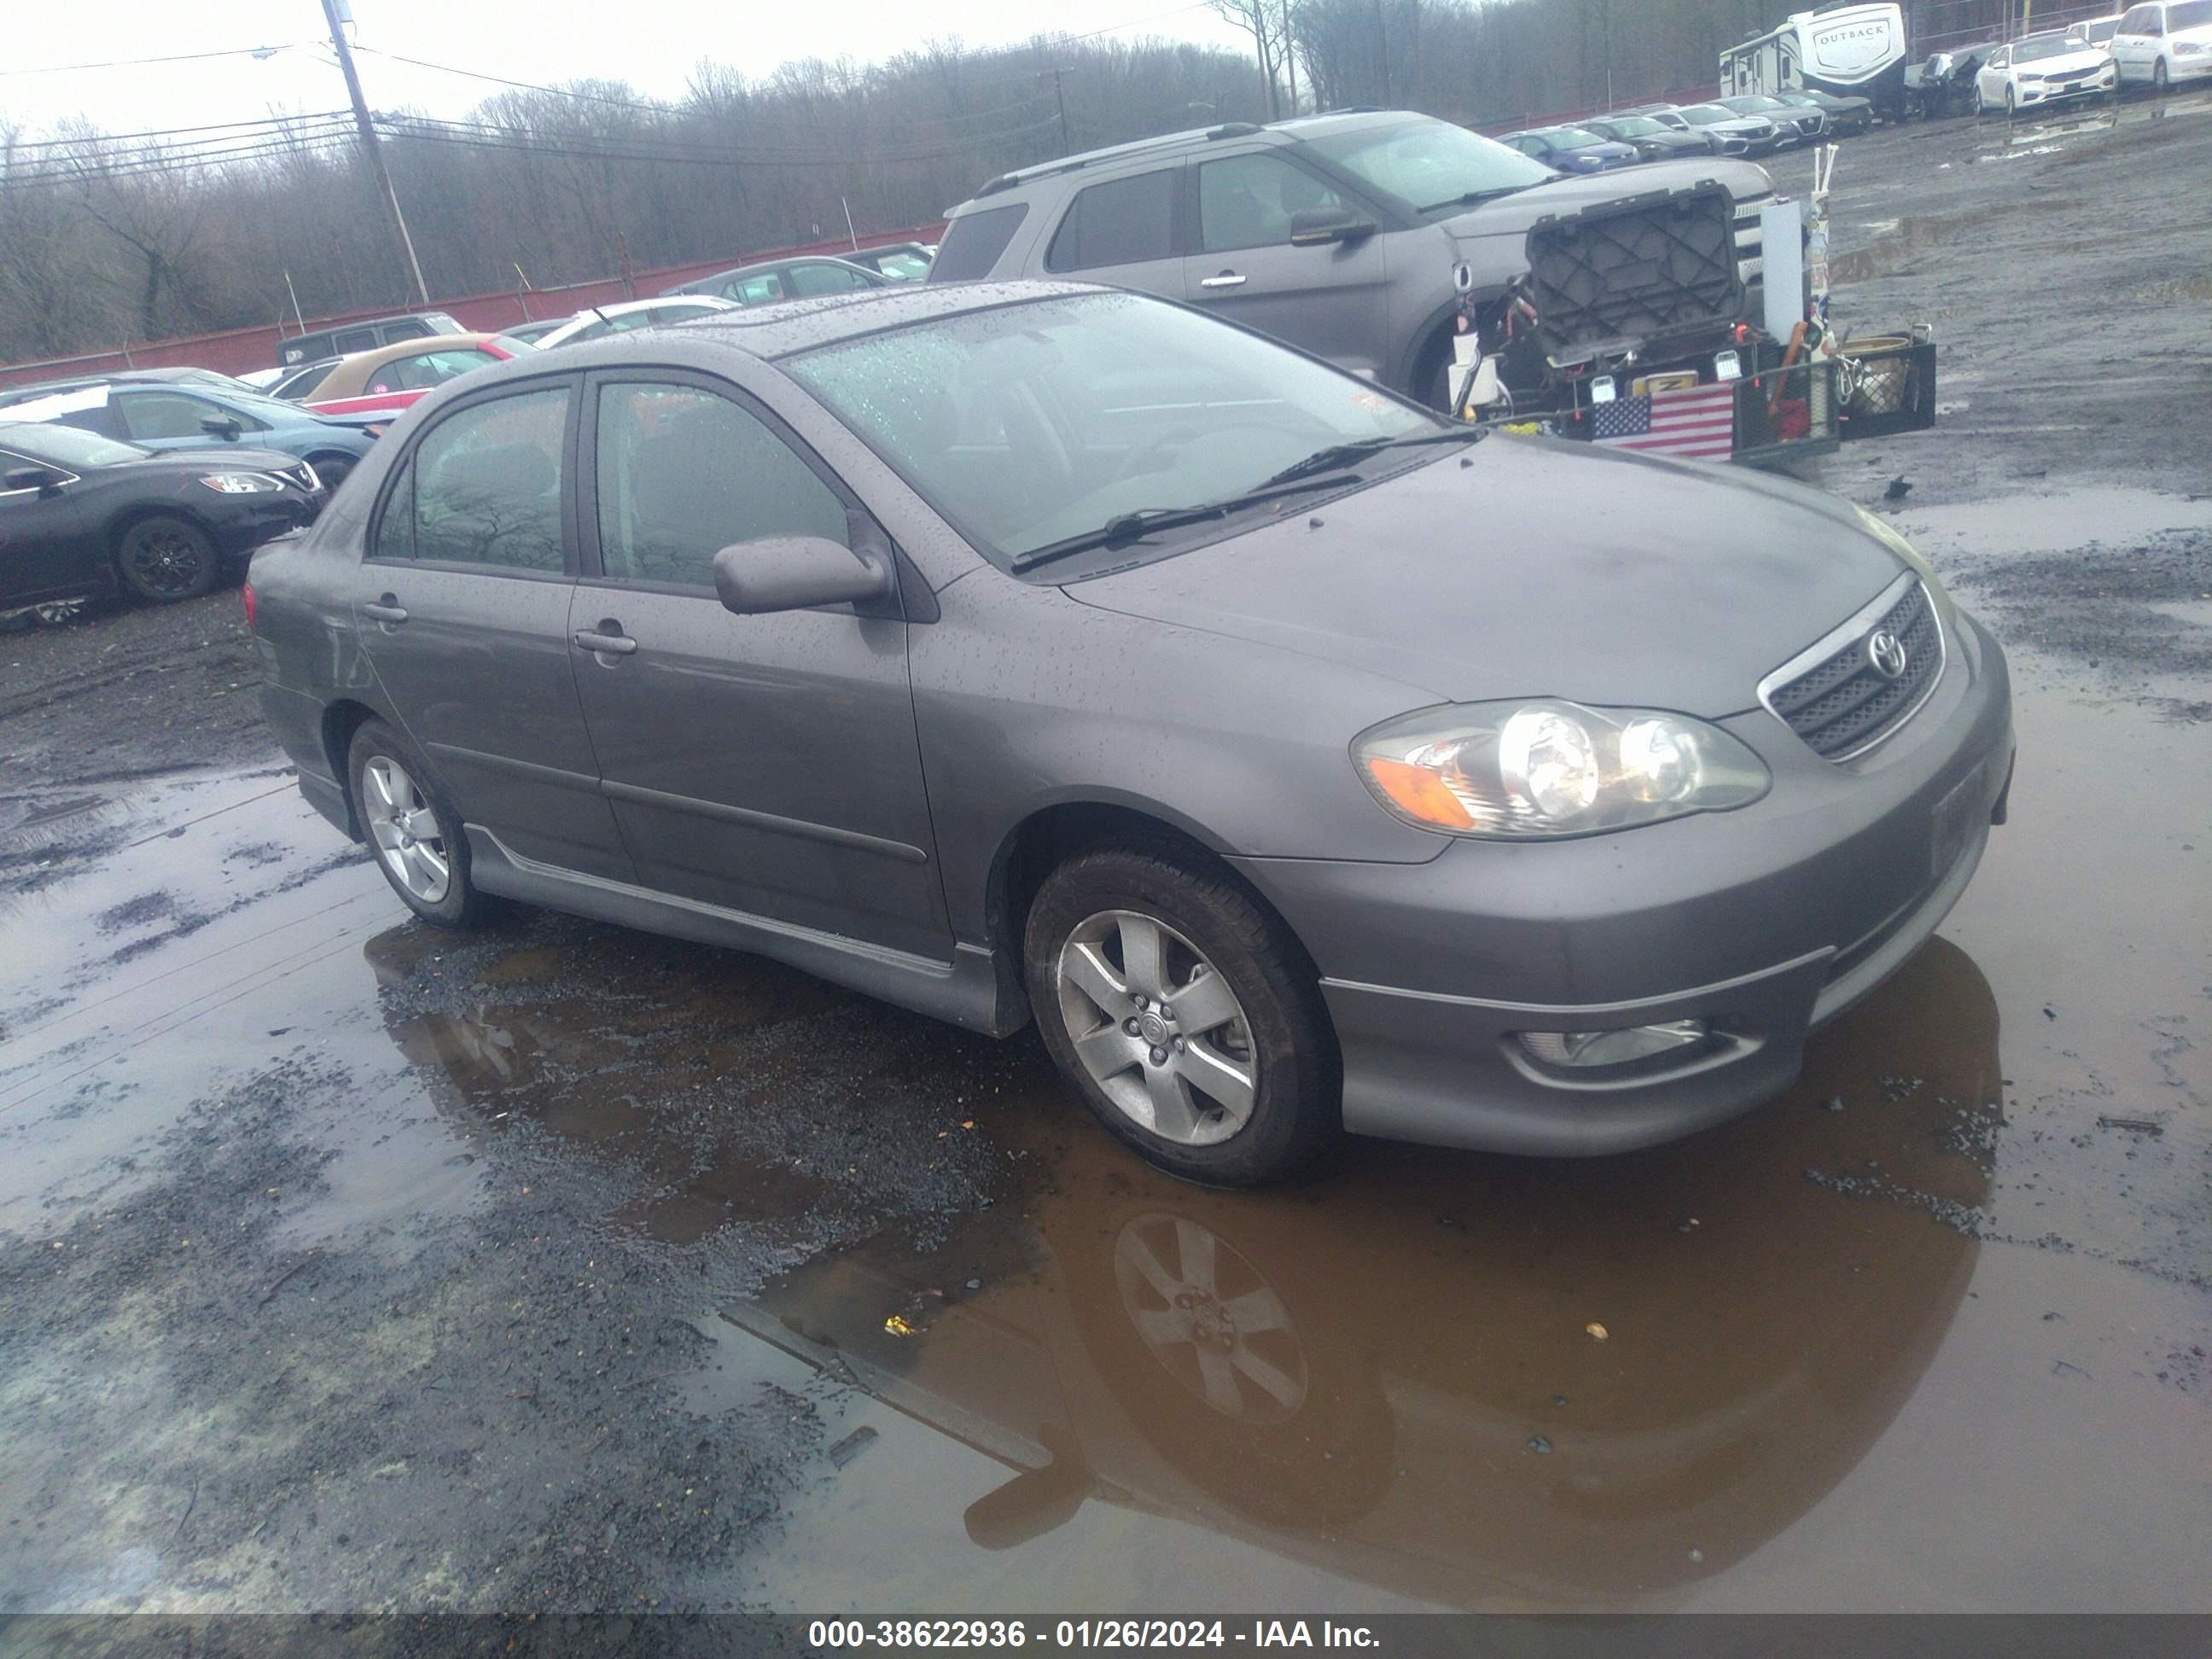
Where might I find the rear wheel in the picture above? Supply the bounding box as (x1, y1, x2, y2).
(1023, 842, 1339, 1186)
(114, 515, 220, 603)
(347, 719, 485, 928)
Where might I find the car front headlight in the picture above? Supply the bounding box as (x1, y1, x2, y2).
(2175, 38, 2208, 53)
(1852, 504, 1957, 630)
(1354, 700, 1770, 839)
(199, 472, 284, 494)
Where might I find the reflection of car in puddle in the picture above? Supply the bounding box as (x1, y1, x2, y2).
(725, 937, 2000, 1608)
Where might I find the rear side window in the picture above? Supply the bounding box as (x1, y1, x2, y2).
(594, 382, 847, 589)
(1045, 170, 1179, 272)
(380, 321, 434, 345)
(335, 328, 381, 356)
(929, 204, 1028, 282)
(390, 387, 571, 573)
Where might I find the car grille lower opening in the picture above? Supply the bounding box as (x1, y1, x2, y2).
(1765, 583, 1942, 760)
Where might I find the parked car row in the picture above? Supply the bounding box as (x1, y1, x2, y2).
(1502, 87, 1876, 172)
(1907, 3, 2206, 119)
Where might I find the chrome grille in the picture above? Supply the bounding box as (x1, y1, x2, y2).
(1760, 578, 1944, 760)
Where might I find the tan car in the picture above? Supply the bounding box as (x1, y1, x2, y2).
(302, 331, 531, 427)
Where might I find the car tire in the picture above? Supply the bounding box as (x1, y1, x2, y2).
(114, 514, 221, 603)
(347, 719, 486, 929)
(2154, 58, 2169, 92)
(1023, 841, 1340, 1187)
(306, 452, 356, 494)
(2005, 85, 2017, 117)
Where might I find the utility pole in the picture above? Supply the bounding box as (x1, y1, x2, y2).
(318, 0, 428, 306)
(1045, 67, 1073, 154)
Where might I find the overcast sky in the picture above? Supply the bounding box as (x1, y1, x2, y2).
(2, 0, 1251, 139)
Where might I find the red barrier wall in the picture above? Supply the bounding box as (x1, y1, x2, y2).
(0, 224, 946, 389)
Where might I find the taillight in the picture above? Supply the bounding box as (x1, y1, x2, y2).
(242, 581, 258, 630)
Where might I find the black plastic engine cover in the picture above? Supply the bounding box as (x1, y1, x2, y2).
(1526, 183, 1748, 365)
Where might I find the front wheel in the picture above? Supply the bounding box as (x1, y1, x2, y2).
(306, 452, 357, 494)
(1024, 843, 1339, 1186)
(2154, 59, 2169, 93)
(348, 719, 486, 928)
(115, 515, 220, 602)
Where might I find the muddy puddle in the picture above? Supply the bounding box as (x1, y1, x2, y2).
(2, 487, 2207, 1612)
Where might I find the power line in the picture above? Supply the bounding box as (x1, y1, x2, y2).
(380, 113, 1066, 171)
(387, 98, 1058, 163)
(0, 42, 317, 78)
(0, 111, 353, 153)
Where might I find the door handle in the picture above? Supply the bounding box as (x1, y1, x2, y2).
(573, 627, 637, 655)
(1199, 271, 1248, 289)
(361, 597, 409, 625)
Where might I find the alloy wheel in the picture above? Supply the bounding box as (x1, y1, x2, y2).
(1112, 1214, 1307, 1422)
(123, 522, 210, 598)
(1056, 910, 1258, 1147)
(362, 754, 451, 905)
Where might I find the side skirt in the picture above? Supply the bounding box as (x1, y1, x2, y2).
(465, 826, 1028, 1038)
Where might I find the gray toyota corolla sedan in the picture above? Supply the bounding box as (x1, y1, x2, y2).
(248, 280, 2014, 1186)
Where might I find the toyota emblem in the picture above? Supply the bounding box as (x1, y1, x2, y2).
(1866, 629, 1909, 679)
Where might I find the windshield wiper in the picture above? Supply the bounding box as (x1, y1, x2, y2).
(1418, 185, 1528, 213)
(1009, 474, 1361, 573)
(1260, 425, 1484, 488)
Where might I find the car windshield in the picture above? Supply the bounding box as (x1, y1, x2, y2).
(2168, 0, 2212, 26)
(2014, 32, 2077, 60)
(1677, 105, 1743, 125)
(0, 421, 146, 468)
(783, 291, 1441, 571)
(1605, 116, 1664, 136)
(1546, 127, 1609, 149)
(1298, 118, 1552, 214)
(870, 251, 933, 281)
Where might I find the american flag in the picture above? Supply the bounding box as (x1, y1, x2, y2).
(1590, 382, 1737, 461)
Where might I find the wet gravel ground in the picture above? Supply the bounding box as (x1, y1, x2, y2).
(2, 96, 2209, 1621)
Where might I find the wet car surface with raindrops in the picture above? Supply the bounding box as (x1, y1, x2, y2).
(3, 97, 2210, 1618)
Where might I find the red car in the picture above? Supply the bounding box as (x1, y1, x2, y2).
(303, 333, 531, 428)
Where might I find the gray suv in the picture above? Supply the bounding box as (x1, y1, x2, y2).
(930, 110, 1773, 405)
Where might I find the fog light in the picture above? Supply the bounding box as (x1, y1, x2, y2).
(1516, 1020, 1708, 1068)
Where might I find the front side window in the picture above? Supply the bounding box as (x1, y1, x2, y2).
(370, 349, 499, 394)
(594, 382, 846, 589)
(788, 262, 870, 297)
(1197, 153, 1348, 253)
(393, 387, 570, 573)
(116, 391, 263, 440)
(1045, 169, 1179, 272)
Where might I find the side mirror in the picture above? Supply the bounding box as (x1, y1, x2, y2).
(1289, 207, 1378, 247)
(713, 534, 892, 615)
(4, 465, 62, 493)
(201, 416, 243, 440)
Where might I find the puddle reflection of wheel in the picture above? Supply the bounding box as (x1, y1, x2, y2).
(1065, 1207, 1393, 1528)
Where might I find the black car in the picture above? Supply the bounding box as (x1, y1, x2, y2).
(1580, 115, 1720, 160)
(1778, 90, 1874, 136)
(0, 421, 323, 612)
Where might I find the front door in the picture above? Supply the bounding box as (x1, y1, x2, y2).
(1183, 149, 1394, 382)
(570, 372, 950, 960)
(351, 377, 632, 881)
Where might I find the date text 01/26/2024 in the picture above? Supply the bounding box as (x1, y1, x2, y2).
(807, 1620, 1381, 1649)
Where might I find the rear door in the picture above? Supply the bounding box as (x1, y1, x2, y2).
(1039, 165, 1189, 304)
(351, 376, 633, 881)
(569, 370, 950, 958)
(1182, 148, 1393, 381)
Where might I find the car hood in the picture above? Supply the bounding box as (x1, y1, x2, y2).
(2015, 48, 2114, 73)
(1442, 158, 1773, 243)
(1060, 438, 1910, 716)
(119, 444, 307, 475)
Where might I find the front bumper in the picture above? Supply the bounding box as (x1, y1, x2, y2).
(1231, 608, 2014, 1157)
(2017, 67, 2119, 103)
(211, 497, 323, 561)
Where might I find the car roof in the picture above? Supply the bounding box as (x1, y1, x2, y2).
(695, 253, 879, 283)
(954, 108, 1424, 210)
(466, 280, 1106, 376)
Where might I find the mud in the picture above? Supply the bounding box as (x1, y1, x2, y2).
(2, 96, 2209, 1617)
